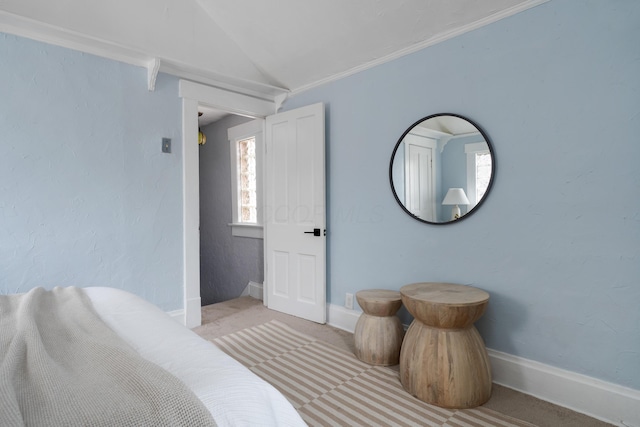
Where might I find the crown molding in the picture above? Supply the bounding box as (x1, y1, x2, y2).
(291, 0, 550, 95)
(0, 10, 289, 100)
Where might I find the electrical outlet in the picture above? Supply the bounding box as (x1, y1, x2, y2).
(345, 293, 354, 310)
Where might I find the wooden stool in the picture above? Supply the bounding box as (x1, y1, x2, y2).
(399, 282, 492, 408)
(354, 289, 404, 366)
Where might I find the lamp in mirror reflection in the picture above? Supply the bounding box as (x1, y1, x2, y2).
(442, 188, 470, 220)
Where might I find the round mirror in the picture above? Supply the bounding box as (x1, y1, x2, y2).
(389, 113, 495, 224)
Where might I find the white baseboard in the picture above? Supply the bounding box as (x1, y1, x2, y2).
(326, 303, 640, 427)
(241, 281, 264, 301)
(327, 303, 361, 332)
(489, 349, 640, 427)
(167, 309, 184, 323)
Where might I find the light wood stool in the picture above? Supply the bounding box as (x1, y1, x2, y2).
(399, 282, 491, 408)
(354, 289, 404, 366)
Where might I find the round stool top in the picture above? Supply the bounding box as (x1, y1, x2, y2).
(400, 283, 489, 305)
(400, 283, 489, 328)
(356, 289, 402, 317)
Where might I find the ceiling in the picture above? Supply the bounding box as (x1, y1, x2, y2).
(0, 0, 547, 125)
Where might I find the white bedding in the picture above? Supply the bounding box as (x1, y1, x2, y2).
(84, 287, 305, 427)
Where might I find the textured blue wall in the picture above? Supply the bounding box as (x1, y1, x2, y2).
(283, 0, 640, 389)
(0, 33, 183, 311)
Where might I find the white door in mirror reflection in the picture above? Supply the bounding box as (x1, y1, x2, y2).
(404, 134, 436, 222)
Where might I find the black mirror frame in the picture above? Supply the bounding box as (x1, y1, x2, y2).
(389, 113, 496, 225)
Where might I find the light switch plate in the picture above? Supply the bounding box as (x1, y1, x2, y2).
(162, 138, 171, 153)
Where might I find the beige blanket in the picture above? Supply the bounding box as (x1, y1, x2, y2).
(0, 287, 217, 427)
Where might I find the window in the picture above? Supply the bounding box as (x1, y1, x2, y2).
(228, 119, 264, 238)
(465, 142, 492, 208)
(474, 152, 492, 203)
(238, 136, 257, 223)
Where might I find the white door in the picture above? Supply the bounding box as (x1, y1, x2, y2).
(404, 134, 436, 221)
(264, 103, 326, 323)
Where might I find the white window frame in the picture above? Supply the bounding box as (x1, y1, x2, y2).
(465, 141, 490, 208)
(228, 119, 264, 239)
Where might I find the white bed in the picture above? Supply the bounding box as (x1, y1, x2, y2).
(85, 287, 305, 426)
(1, 286, 305, 426)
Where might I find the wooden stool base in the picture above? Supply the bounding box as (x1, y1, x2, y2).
(399, 321, 492, 408)
(354, 289, 404, 366)
(354, 314, 404, 366)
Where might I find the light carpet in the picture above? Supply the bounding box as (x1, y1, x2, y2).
(212, 320, 536, 427)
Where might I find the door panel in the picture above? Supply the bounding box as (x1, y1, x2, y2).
(404, 134, 436, 222)
(265, 103, 326, 323)
(273, 251, 289, 296)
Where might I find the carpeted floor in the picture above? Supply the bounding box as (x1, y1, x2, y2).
(193, 296, 613, 427)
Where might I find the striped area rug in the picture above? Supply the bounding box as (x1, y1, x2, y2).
(212, 320, 536, 427)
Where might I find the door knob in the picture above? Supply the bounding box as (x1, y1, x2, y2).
(304, 228, 321, 237)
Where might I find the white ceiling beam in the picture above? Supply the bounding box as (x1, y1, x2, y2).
(179, 80, 276, 118)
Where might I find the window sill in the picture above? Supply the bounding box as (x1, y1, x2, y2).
(229, 223, 263, 239)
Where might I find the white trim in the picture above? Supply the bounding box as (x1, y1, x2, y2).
(290, 0, 550, 95)
(464, 142, 489, 154)
(1, 1, 547, 98)
(229, 223, 264, 239)
(228, 119, 265, 235)
(325, 302, 640, 427)
(181, 97, 202, 328)
(0, 10, 150, 67)
(146, 58, 161, 91)
(240, 281, 264, 300)
(249, 281, 264, 300)
(439, 131, 481, 153)
(227, 118, 265, 141)
(179, 80, 276, 329)
(179, 80, 274, 118)
(184, 296, 202, 329)
(167, 309, 184, 324)
(327, 304, 361, 333)
(489, 349, 640, 427)
(274, 93, 289, 112)
(158, 61, 289, 100)
(0, 10, 289, 100)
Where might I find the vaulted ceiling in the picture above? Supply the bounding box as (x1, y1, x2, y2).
(0, 0, 546, 102)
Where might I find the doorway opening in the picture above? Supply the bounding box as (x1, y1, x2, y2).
(198, 110, 264, 307)
(179, 80, 326, 327)
(178, 80, 274, 328)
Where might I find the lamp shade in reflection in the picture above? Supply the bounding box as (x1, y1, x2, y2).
(442, 188, 470, 220)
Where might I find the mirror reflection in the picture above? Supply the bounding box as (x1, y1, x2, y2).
(389, 114, 494, 224)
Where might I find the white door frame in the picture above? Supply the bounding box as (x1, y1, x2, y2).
(178, 80, 275, 328)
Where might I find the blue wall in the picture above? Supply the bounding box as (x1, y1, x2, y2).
(1, 0, 638, 392)
(0, 33, 183, 311)
(283, 0, 640, 389)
